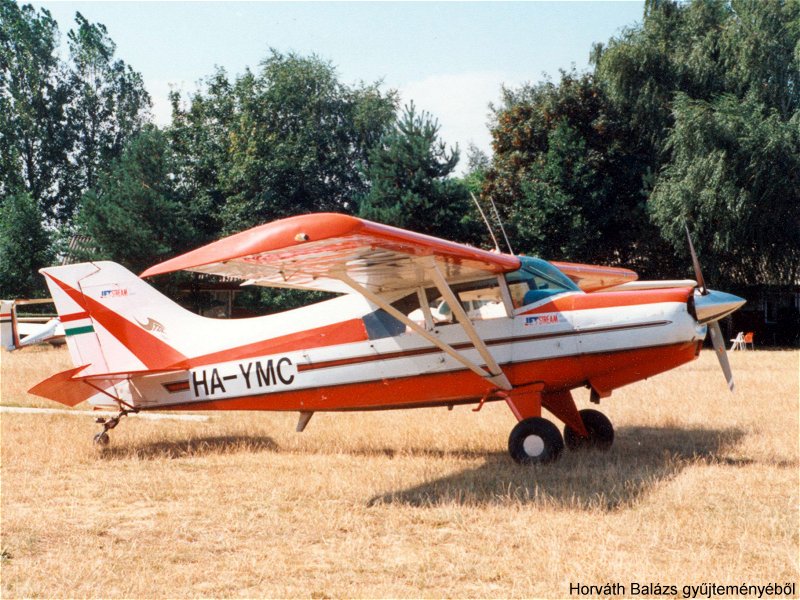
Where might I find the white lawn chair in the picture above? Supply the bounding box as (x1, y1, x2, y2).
(729, 332, 745, 351)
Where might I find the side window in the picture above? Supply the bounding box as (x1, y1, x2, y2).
(363, 309, 406, 340)
(402, 279, 507, 329)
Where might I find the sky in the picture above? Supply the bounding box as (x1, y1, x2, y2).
(31, 1, 645, 172)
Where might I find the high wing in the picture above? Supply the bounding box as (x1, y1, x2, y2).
(141, 213, 520, 295)
(143, 213, 520, 390)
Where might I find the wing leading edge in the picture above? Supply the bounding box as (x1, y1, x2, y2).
(141, 213, 521, 294)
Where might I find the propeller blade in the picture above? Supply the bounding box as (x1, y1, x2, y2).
(684, 222, 707, 295)
(708, 321, 735, 392)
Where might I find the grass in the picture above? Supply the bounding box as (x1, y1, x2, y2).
(1, 347, 798, 598)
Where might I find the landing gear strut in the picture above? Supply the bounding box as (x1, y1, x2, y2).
(93, 407, 137, 446)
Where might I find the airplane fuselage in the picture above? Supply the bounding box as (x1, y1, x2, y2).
(123, 286, 702, 414)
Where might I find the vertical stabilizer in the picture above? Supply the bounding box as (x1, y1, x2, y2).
(40, 261, 195, 375)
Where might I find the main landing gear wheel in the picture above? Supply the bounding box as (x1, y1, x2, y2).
(93, 431, 110, 446)
(563, 409, 614, 451)
(508, 417, 564, 464)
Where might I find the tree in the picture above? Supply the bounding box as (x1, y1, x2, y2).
(650, 93, 800, 287)
(484, 72, 677, 274)
(66, 12, 151, 223)
(0, 192, 52, 298)
(592, 0, 734, 170)
(358, 103, 473, 240)
(0, 0, 71, 219)
(167, 68, 236, 245)
(462, 144, 490, 197)
(594, 0, 800, 285)
(77, 127, 196, 273)
(169, 51, 398, 235)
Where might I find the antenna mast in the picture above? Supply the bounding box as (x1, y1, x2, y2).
(470, 192, 501, 253)
(488, 196, 514, 255)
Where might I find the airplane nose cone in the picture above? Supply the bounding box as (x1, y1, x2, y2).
(692, 290, 746, 323)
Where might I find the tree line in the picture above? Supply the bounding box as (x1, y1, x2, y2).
(1, 0, 798, 301)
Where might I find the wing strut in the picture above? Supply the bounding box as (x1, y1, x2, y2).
(428, 262, 511, 389)
(334, 270, 512, 391)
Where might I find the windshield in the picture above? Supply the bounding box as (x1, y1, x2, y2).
(506, 256, 580, 308)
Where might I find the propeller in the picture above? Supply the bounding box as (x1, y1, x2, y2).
(683, 222, 739, 392)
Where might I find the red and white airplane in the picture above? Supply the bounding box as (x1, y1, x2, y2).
(28, 213, 744, 463)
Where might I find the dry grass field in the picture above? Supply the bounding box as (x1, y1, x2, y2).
(1, 346, 798, 598)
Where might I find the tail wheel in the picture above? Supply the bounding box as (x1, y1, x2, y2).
(563, 409, 614, 451)
(508, 417, 564, 464)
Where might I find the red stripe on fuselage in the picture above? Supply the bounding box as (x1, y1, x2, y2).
(521, 288, 692, 315)
(145, 342, 699, 413)
(170, 318, 369, 369)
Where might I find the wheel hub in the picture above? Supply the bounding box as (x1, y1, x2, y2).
(522, 434, 545, 457)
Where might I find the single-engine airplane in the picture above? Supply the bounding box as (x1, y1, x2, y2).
(28, 213, 745, 463)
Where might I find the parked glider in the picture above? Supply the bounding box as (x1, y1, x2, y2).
(29, 214, 744, 463)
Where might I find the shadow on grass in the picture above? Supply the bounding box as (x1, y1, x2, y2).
(367, 426, 746, 510)
(97, 435, 279, 460)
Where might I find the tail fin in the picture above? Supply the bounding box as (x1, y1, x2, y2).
(40, 261, 198, 375)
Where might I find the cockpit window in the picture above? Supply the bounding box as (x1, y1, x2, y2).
(506, 256, 580, 308)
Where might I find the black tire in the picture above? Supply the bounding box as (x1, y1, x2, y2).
(563, 409, 614, 451)
(93, 432, 110, 446)
(508, 417, 564, 464)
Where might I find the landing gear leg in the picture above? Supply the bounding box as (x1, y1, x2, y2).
(93, 407, 137, 446)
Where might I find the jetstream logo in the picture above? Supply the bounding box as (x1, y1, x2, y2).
(525, 314, 561, 326)
(100, 289, 128, 298)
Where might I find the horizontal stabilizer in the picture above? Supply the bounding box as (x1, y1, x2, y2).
(28, 365, 98, 407)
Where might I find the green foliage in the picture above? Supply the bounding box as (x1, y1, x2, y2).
(167, 69, 235, 244)
(594, 0, 800, 286)
(0, 192, 51, 298)
(66, 12, 151, 221)
(462, 144, 491, 196)
(485, 72, 678, 275)
(77, 127, 196, 273)
(0, 0, 71, 218)
(358, 103, 473, 240)
(651, 93, 800, 286)
(0, 4, 150, 226)
(595, 0, 799, 163)
(170, 51, 398, 235)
